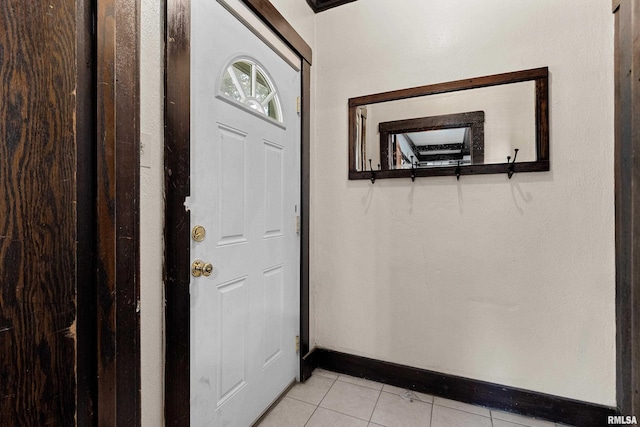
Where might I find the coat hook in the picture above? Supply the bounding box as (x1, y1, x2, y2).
(368, 159, 380, 184)
(410, 156, 417, 182)
(507, 148, 519, 179)
(455, 161, 461, 181)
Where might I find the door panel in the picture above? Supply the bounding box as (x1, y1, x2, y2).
(217, 125, 248, 245)
(191, 1, 301, 425)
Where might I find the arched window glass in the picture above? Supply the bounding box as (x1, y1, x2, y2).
(220, 59, 282, 123)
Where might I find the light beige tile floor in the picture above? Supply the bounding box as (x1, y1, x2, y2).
(256, 369, 573, 427)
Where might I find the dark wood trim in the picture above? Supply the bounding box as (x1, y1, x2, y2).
(349, 67, 548, 107)
(348, 105, 358, 173)
(96, 0, 141, 424)
(305, 0, 358, 13)
(378, 112, 485, 135)
(614, 0, 640, 416)
(379, 111, 485, 168)
(76, 0, 98, 425)
(312, 348, 616, 426)
(350, 160, 550, 181)
(241, 0, 312, 64)
(349, 67, 549, 181)
(535, 76, 550, 161)
(301, 349, 318, 382)
(164, 0, 313, 424)
(164, 0, 191, 423)
(300, 59, 312, 381)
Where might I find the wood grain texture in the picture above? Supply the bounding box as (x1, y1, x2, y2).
(349, 67, 548, 107)
(75, 0, 98, 424)
(164, 0, 192, 424)
(0, 1, 78, 425)
(349, 67, 549, 181)
(300, 59, 311, 379)
(96, 0, 141, 425)
(350, 160, 550, 181)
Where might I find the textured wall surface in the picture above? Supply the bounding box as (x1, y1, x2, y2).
(140, 0, 165, 425)
(140, 0, 615, 420)
(313, 0, 615, 406)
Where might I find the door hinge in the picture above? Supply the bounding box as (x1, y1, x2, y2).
(295, 336, 300, 353)
(296, 215, 301, 234)
(296, 96, 301, 114)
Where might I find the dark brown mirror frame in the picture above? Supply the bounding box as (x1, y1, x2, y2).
(348, 67, 549, 180)
(379, 110, 485, 169)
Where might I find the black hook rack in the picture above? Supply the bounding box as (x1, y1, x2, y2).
(368, 159, 380, 184)
(455, 161, 461, 181)
(507, 148, 519, 179)
(410, 156, 417, 182)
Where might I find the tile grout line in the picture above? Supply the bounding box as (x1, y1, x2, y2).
(336, 375, 385, 392)
(302, 403, 320, 427)
(315, 406, 376, 424)
(431, 400, 492, 419)
(368, 389, 383, 424)
(302, 375, 338, 426)
(310, 371, 568, 427)
(429, 395, 435, 427)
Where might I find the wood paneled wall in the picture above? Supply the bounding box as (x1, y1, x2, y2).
(96, 0, 141, 425)
(1, 0, 141, 424)
(0, 1, 80, 424)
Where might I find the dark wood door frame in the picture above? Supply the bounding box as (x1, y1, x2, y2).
(614, 0, 640, 417)
(95, 0, 142, 425)
(164, 0, 312, 424)
(77, 0, 98, 424)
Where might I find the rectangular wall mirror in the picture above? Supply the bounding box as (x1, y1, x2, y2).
(348, 67, 549, 180)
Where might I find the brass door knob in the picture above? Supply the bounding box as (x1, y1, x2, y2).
(192, 260, 213, 277)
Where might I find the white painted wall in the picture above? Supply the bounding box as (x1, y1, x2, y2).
(140, 0, 615, 422)
(313, 0, 615, 406)
(140, 0, 165, 425)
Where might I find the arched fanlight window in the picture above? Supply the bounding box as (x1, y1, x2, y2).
(220, 59, 283, 123)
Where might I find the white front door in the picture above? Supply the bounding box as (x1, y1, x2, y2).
(190, 1, 301, 426)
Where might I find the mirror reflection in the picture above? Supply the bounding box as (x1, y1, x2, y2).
(379, 110, 486, 169)
(348, 68, 549, 180)
(392, 127, 473, 168)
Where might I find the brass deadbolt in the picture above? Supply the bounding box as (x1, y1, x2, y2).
(192, 225, 206, 242)
(192, 260, 213, 277)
